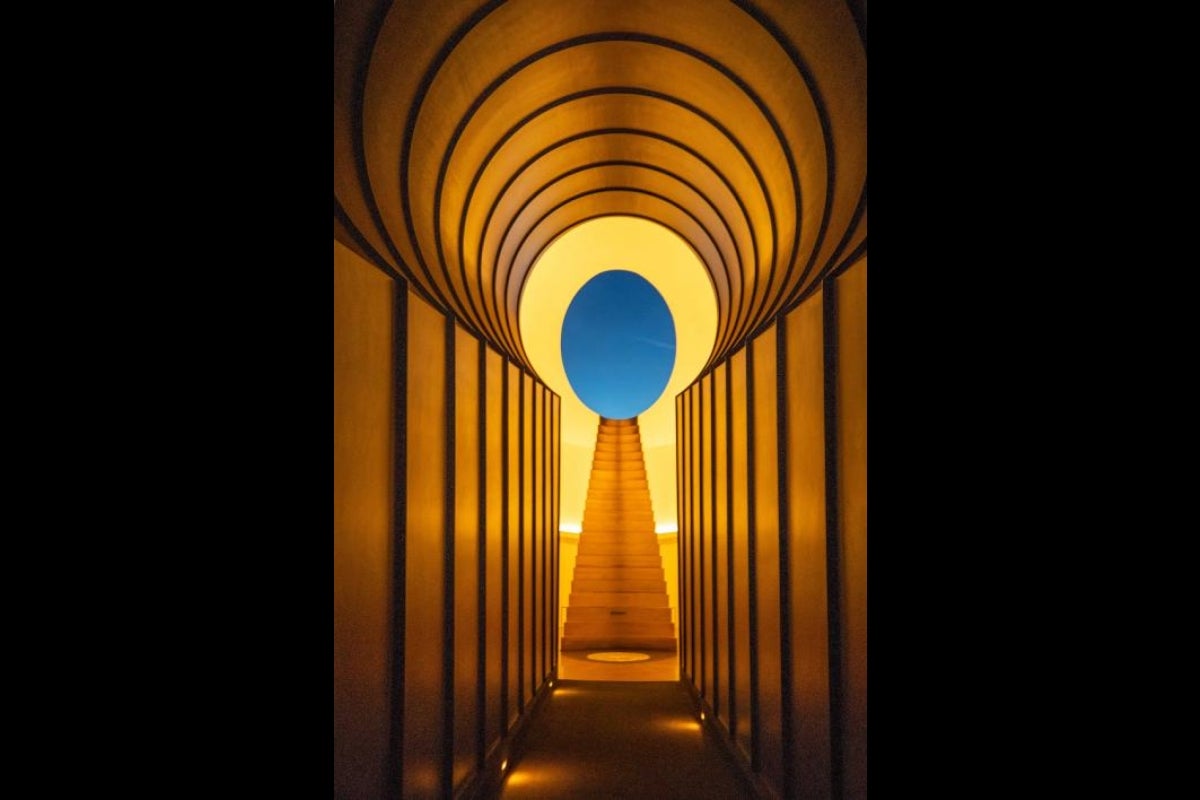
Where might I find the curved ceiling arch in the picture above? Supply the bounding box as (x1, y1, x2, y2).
(417, 35, 797, 347)
(334, 0, 867, 372)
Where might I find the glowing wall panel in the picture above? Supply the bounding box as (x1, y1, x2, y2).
(729, 347, 753, 761)
(402, 290, 448, 798)
(484, 346, 504, 753)
(687, 386, 700, 684)
(333, 241, 394, 800)
(506, 362, 522, 726)
(679, 390, 692, 680)
(673, 277, 864, 800)
(785, 291, 832, 800)
(453, 326, 480, 791)
(713, 362, 730, 726)
(522, 375, 535, 702)
(676, 391, 696, 681)
(536, 381, 547, 695)
(698, 373, 713, 701)
(751, 327, 783, 788)
(551, 393, 561, 674)
(836, 258, 868, 800)
(334, 247, 561, 800)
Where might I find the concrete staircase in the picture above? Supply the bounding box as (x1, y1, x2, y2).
(561, 417, 678, 652)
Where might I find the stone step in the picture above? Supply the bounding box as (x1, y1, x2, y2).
(577, 543, 660, 556)
(572, 567, 664, 581)
(575, 554, 664, 569)
(562, 621, 676, 638)
(577, 544, 659, 553)
(585, 499, 652, 504)
(571, 578, 667, 593)
(560, 636, 677, 652)
(585, 470, 648, 480)
(565, 606, 671, 623)
(577, 533, 660, 543)
(562, 417, 676, 653)
(584, 496, 653, 504)
(581, 525, 656, 534)
(569, 591, 668, 607)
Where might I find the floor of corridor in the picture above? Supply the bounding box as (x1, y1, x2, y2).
(557, 647, 679, 681)
(494, 672, 756, 799)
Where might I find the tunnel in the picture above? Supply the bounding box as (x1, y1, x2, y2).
(334, 1, 866, 797)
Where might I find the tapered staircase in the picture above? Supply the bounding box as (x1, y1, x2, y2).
(561, 417, 677, 652)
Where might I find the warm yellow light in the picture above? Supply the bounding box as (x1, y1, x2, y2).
(503, 765, 578, 789)
(655, 522, 678, 535)
(655, 718, 702, 734)
(500, 759, 508, 773)
(519, 216, 717, 530)
(558, 522, 582, 534)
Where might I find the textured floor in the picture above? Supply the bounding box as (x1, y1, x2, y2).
(495, 680, 755, 799)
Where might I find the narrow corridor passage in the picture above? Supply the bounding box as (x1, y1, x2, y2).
(494, 680, 755, 799)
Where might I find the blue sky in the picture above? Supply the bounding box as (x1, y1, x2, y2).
(561, 270, 676, 419)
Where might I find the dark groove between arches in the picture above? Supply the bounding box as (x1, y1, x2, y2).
(462, 124, 760, 358)
(779, 181, 866, 314)
(342, 0, 448, 325)
(503, 187, 732, 356)
(733, 0, 845, 328)
(490, 158, 744, 331)
(416, 32, 797, 367)
(462, 85, 778, 368)
(395, 0, 507, 328)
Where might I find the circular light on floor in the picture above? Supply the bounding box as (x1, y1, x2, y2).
(586, 651, 652, 662)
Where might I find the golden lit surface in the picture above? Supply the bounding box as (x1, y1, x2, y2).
(496, 679, 753, 799)
(502, 764, 582, 792)
(558, 648, 679, 681)
(336, 3, 866, 796)
(586, 651, 652, 662)
(520, 216, 717, 531)
(558, 532, 679, 663)
(653, 718, 703, 735)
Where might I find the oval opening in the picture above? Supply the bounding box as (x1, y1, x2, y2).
(561, 269, 676, 419)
